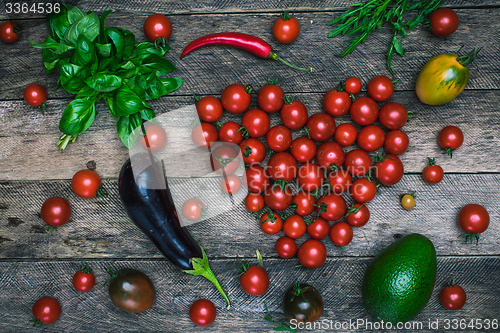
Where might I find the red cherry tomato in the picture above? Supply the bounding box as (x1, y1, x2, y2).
(323, 89, 351, 117)
(240, 265, 269, 296)
(438, 126, 463, 157)
(290, 136, 317, 163)
(196, 96, 223, 122)
(242, 109, 270, 138)
(73, 266, 96, 293)
(189, 299, 216, 327)
(182, 198, 205, 221)
(210, 144, 239, 175)
(327, 168, 352, 194)
(240, 138, 267, 165)
(306, 217, 330, 240)
(458, 204, 490, 234)
(374, 154, 404, 186)
(378, 102, 408, 130)
(264, 185, 293, 211)
(350, 178, 377, 203)
(440, 284, 466, 310)
(221, 84, 251, 114)
(316, 193, 347, 221)
(344, 149, 372, 177)
(140, 123, 168, 152)
(357, 125, 385, 152)
(259, 211, 283, 234)
(384, 130, 409, 155)
(24, 83, 47, 107)
(218, 121, 243, 144)
(298, 239, 327, 269)
(292, 191, 316, 216)
(266, 125, 292, 152)
(345, 203, 370, 227)
(283, 214, 307, 239)
(245, 193, 265, 213)
(280, 99, 308, 130)
(350, 97, 379, 126)
(267, 152, 297, 182)
(144, 14, 172, 41)
(344, 76, 362, 95)
(329, 221, 353, 246)
(41, 197, 71, 227)
(334, 123, 358, 147)
(273, 14, 300, 44)
(297, 162, 323, 192)
(32, 297, 61, 325)
(244, 164, 270, 193)
(71, 169, 102, 199)
(257, 83, 284, 113)
(422, 158, 444, 184)
(367, 75, 394, 102)
(306, 113, 336, 142)
(0, 21, 20, 43)
(430, 8, 459, 37)
(316, 141, 345, 170)
(221, 175, 241, 195)
(191, 122, 218, 149)
(275, 236, 297, 258)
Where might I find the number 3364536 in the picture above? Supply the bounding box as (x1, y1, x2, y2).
(5, 3, 61, 14)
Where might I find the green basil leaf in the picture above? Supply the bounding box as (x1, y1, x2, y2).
(122, 29, 136, 59)
(59, 99, 96, 135)
(76, 85, 100, 101)
(132, 74, 148, 99)
(66, 5, 84, 25)
(96, 43, 112, 57)
(134, 42, 170, 57)
(104, 95, 118, 119)
(73, 35, 96, 66)
(98, 57, 115, 72)
(120, 60, 136, 70)
(140, 102, 155, 121)
(140, 54, 176, 76)
(41, 49, 59, 74)
(55, 42, 74, 55)
(161, 77, 184, 94)
(116, 68, 137, 80)
(117, 113, 141, 148)
(64, 12, 100, 45)
(99, 10, 113, 43)
(30, 35, 59, 50)
(59, 63, 91, 94)
(143, 74, 167, 100)
(106, 27, 125, 58)
(85, 73, 122, 92)
(114, 84, 142, 116)
(47, 5, 69, 42)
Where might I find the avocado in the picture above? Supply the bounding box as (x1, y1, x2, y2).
(362, 233, 436, 323)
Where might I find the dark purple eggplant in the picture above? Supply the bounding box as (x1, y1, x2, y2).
(118, 155, 230, 308)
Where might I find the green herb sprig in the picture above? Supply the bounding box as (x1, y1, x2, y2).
(31, 4, 183, 149)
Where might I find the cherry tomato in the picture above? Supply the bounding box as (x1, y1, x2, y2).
(378, 102, 408, 130)
(221, 175, 241, 195)
(221, 84, 251, 114)
(344, 76, 362, 95)
(384, 130, 409, 156)
(239, 264, 270, 296)
(266, 125, 292, 152)
(0, 21, 20, 43)
(430, 8, 459, 37)
(327, 168, 352, 194)
(292, 191, 316, 216)
(41, 197, 71, 227)
(196, 96, 223, 122)
(259, 210, 283, 234)
(316, 142, 345, 170)
(422, 158, 444, 184)
(283, 214, 307, 239)
(73, 266, 95, 293)
(329, 221, 353, 246)
(245, 193, 265, 213)
(144, 14, 172, 41)
(323, 89, 351, 117)
(334, 123, 358, 147)
(210, 144, 239, 175)
(306, 113, 336, 142)
(267, 152, 297, 182)
(24, 83, 47, 107)
(218, 121, 243, 144)
(401, 193, 416, 210)
(275, 236, 297, 258)
(71, 169, 102, 199)
(367, 75, 394, 102)
(298, 239, 327, 269)
(273, 13, 300, 44)
(240, 138, 267, 164)
(317, 193, 347, 221)
(32, 297, 61, 325)
(374, 154, 404, 186)
(345, 203, 370, 227)
(244, 164, 270, 193)
(350, 178, 377, 203)
(306, 217, 330, 240)
(257, 82, 284, 113)
(344, 149, 372, 177)
(264, 184, 293, 211)
(284, 282, 324, 323)
(440, 284, 466, 310)
(189, 299, 216, 327)
(350, 97, 379, 126)
(191, 122, 218, 149)
(108, 268, 155, 313)
(458, 204, 490, 234)
(182, 198, 205, 221)
(357, 125, 385, 152)
(242, 109, 270, 138)
(290, 136, 317, 163)
(438, 126, 464, 157)
(281, 99, 308, 130)
(140, 123, 168, 152)
(297, 162, 323, 192)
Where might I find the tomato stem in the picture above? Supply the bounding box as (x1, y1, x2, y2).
(456, 47, 481, 67)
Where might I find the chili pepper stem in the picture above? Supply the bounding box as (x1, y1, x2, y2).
(268, 51, 313, 72)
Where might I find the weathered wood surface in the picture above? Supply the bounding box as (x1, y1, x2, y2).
(0, 9, 499, 101)
(0, 257, 498, 332)
(1, 174, 499, 259)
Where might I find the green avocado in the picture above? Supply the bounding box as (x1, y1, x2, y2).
(362, 233, 437, 323)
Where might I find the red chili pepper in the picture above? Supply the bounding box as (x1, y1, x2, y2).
(180, 32, 313, 72)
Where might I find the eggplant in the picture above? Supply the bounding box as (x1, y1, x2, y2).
(118, 155, 230, 308)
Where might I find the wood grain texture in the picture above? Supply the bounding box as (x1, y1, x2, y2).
(0, 256, 498, 332)
(1, 174, 499, 259)
(0, 9, 499, 101)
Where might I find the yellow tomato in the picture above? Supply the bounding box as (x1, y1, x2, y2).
(401, 193, 416, 210)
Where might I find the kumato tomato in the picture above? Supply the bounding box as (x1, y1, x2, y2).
(108, 268, 155, 313)
(284, 282, 324, 322)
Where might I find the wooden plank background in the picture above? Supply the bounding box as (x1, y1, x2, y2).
(0, 0, 499, 332)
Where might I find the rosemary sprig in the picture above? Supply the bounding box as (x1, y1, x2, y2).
(328, 0, 442, 77)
